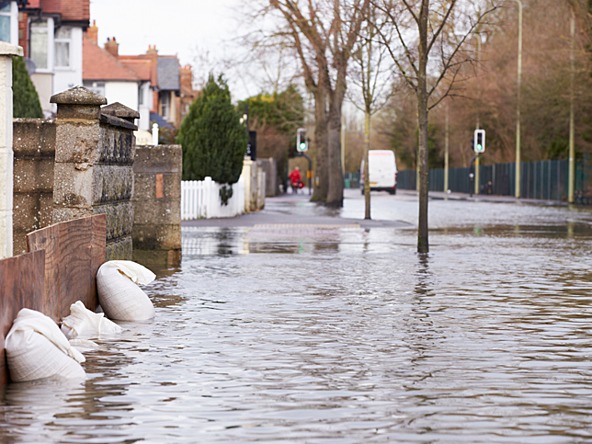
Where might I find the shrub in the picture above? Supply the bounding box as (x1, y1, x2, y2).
(177, 74, 247, 187)
(12, 56, 43, 118)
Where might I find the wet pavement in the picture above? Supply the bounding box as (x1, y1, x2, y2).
(1, 189, 592, 443)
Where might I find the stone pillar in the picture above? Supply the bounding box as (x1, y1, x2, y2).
(133, 144, 182, 269)
(50, 88, 138, 260)
(0, 43, 22, 259)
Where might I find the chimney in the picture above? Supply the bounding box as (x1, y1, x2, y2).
(87, 20, 98, 44)
(180, 65, 193, 92)
(146, 44, 158, 55)
(105, 36, 119, 57)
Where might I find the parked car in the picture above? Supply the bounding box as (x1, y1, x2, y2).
(360, 150, 398, 195)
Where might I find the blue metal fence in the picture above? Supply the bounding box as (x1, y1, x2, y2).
(395, 156, 592, 204)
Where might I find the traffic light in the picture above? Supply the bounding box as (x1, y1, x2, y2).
(296, 128, 308, 152)
(474, 129, 485, 153)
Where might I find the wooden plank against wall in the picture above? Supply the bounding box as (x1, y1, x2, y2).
(26, 214, 107, 323)
(0, 250, 46, 385)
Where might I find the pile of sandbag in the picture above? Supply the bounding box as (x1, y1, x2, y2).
(5, 260, 156, 383)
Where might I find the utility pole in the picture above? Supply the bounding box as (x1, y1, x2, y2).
(568, 7, 576, 204)
(444, 104, 449, 194)
(514, 0, 523, 199)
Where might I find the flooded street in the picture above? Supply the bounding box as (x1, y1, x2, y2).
(2, 190, 592, 443)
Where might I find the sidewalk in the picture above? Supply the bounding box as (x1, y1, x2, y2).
(181, 188, 568, 230)
(423, 189, 568, 206)
(182, 191, 411, 229)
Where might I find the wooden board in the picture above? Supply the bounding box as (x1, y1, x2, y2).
(0, 250, 46, 385)
(27, 214, 107, 323)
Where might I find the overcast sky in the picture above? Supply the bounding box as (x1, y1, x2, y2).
(89, 0, 257, 99)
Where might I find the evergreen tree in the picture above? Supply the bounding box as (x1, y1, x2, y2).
(177, 74, 247, 186)
(12, 56, 43, 118)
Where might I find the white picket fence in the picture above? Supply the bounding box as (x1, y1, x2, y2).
(181, 177, 245, 220)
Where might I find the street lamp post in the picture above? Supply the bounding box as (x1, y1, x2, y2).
(444, 104, 449, 194)
(514, 0, 523, 199)
(568, 8, 576, 204)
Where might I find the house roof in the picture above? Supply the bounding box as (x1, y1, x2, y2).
(82, 34, 140, 82)
(119, 57, 153, 82)
(158, 56, 180, 91)
(119, 52, 158, 86)
(24, 0, 90, 22)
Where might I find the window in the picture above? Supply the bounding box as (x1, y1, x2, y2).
(83, 81, 105, 97)
(0, 4, 10, 43)
(160, 92, 170, 119)
(55, 27, 71, 68)
(30, 20, 49, 70)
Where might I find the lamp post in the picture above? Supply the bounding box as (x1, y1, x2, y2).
(568, 8, 576, 204)
(444, 103, 449, 194)
(513, 0, 523, 199)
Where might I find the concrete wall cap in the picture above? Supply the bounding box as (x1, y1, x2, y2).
(50, 86, 107, 106)
(0, 42, 23, 56)
(102, 102, 140, 120)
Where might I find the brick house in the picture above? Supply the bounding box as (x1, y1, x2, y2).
(82, 22, 197, 133)
(16, 0, 90, 116)
(82, 22, 152, 131)
(0, 0, 26, 45)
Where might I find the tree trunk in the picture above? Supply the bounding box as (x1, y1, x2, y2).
(311, 88, 329, 202)
(326, 100, 344, 207)
(417, 0, 430, 254)
(364, 109, 371, 219)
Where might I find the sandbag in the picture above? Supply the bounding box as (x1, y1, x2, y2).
(61, 300, 123, 339)
(5, 308, 85, 382)
(97, 260, 156, 321)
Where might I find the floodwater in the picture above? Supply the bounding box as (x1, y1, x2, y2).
(2, 190, 592, 443)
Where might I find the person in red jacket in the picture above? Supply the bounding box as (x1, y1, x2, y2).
(288, 167, 303, 193)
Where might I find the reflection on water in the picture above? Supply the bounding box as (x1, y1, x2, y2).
(1, 199, 592, 443)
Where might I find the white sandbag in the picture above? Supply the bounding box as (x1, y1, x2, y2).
(5, 308, 85, 382)
(61, 300, 123, 339)
(97, 260, 156, 321)
(69, 338, 99, 353)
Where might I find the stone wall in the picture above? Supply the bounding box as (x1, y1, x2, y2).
(12, 119, 55, 254)
(132, 144, 182, 268)
(51, 89, 138, 260)
(257, 157, 278, 197)
(12, 86, 139, 260)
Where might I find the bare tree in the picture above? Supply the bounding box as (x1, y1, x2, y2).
(349, 3, 394, 219)
(263, 0, 369, 207)
(372, 0, 498, 253)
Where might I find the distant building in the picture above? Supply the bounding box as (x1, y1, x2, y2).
(82, 21, 198, 132)
(82, 22, 151, 130)
(10, 2, 198, 128)
(0, 1, 25, 45)
(180, 64, 199, 119)
(17, 0, 90, 116)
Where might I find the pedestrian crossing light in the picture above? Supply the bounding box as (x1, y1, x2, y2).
(474, 129, 485, 153)
(297, 127, 308, 152)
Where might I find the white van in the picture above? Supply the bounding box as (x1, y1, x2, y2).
(360, 150, 398, 194)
